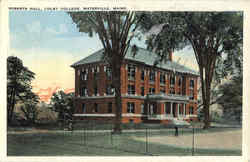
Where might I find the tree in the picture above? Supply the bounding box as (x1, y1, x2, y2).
(68, 11, 143, 133)
(50, 91, 75, 122)
(138, 12, 243, 129)
(217, 74, 242, 123)
(20, 101, 39, 125)
(7, 56, 37, 124)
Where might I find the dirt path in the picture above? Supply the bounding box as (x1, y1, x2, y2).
(134, 130, 242, 150)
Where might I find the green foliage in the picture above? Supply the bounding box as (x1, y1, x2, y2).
(138, 12, 243, 128)
(7, 56, 38, 124)
(20, 102, 39, 124)
(217, 74, 242, 122)
(50, 91, 75, 121)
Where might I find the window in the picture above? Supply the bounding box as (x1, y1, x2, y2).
(93, 103, 98, 113)
(81, 70, 88, 81)
(170, 75, 175, 87)
(160, 72, 165, 84)
(149, 70, 155, 82)
(127, 102, 135, 113)
(149, 103, 157, 115)
(93, 66, 99, 80)
(108, 102, 112, 113)
(165, 103, 171, 114)
(82, 103, 86, 113)
(189, 106, 194, 114)
(141, 104, 144, 114)
(149, 87, 155, 94)
(106, 66, 112, 80)
(94, 85, 98, 96)
(80, 87, 88, 96)
(190, 79, 194, 88)
(128, 84, 135, 95)
(160, 87, 165, 94)
(106, 85, 114, 95)
(170, 88, 175, 94)
(141, 69, 145, 81)
(178, 77, 182, 87)
(189, 89, 194, 100)
(128, 64, 136, 80)
(179, 106, 184, 115)
(141, 87, 144, 96)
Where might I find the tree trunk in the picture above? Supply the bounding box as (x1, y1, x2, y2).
(203, 77, 211, 129)
(112, 62, 122, 134)
(8, 87, 16, 124)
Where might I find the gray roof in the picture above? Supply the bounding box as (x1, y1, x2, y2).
(71, 46, 199, 76)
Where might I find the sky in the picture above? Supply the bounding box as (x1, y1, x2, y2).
(9, 11, 198, 102)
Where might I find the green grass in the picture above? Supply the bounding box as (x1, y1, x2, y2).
(7, 127, 242, 156)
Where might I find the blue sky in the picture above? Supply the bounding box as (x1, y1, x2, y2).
(9, 11, 197, 91)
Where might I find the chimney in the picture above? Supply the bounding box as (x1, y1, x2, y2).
(169, 50, 173, 61)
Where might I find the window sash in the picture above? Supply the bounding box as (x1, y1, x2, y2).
(160, 73, 165, 83)
(128, 85, 135, 95)
(165, 103, 171, 114)
(82, 103, 85, 113)
(127, 103, 135, 113)
(190, 80, 194, 88)
(141, 87, 144, 96)
(141, 70, 145, 80)
(149, 71, 155, 81)
(141, 104, 144, 114)
(128, 65, 136, 80)
(189, 107, 194, 114)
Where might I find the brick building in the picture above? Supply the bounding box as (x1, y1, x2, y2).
(71, 46, 199, 124)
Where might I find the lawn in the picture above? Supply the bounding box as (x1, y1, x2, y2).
(7, 127, 242, 156)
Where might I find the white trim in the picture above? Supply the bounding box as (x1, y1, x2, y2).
(148, 114, 174, 120)
(122, 113, 144, 117)
(170, 102, 173, 115)
(73, 114, 115, 117)
(73, 113, 145, 117)
(185, 114, 197, 118)
(177, 103, 179, 116)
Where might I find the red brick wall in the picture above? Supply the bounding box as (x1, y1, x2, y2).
(73, 61, 199, 123)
